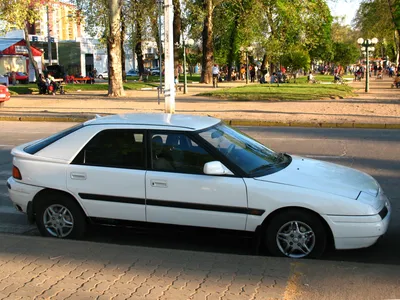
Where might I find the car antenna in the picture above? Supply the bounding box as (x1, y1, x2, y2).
(95, 114, 102, 119)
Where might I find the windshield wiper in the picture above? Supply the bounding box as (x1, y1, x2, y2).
(276, 152, 286, 163)
(248, 164, 273, 174)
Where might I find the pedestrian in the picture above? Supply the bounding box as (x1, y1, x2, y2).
(11, 71, 16, 86)
(270, 72, 277, 83)
(250, 66, 256, 82)
(240, 66, 246, 80)
(212, 64, 220, 88)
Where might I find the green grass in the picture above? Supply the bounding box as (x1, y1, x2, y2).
(198, 83, 354, 101)
(294, 74, 354, 83)
(8, 82, 158, 95)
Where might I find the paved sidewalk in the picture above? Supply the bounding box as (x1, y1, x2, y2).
(0, 76, 399, 128)
(1, 234, 400, 300)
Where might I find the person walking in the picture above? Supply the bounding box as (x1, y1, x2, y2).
(212, 64, 220, 88)
(250, 66, 256, 82)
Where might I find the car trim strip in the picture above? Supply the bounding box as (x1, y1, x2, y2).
(146, 199, 265, 216)
(78, 193, 264, 216)
(79, 193, 145, 205)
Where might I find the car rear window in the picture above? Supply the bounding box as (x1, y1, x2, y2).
(24, 123, 84, 154)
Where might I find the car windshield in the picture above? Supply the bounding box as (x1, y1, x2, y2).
(198, 123, 290, 176)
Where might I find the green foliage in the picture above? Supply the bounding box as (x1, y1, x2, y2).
(281, 49, 311, 74)
(0, 0, 42, 31)
(354, 0, 399, 63)
(332, 42, 360, 66)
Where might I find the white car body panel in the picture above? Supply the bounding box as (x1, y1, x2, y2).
(244, 177, 378, 232)
(255, 156, 379, 199)
(7, 177, 43, 212)
(145, 171, 248, 230)
(66, 165, 146, 222)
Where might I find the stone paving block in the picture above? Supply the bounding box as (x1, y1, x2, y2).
(190, 290, 209, 300)
(35, 286, 64, 299)
(79, 278, 102, 292)
(52, 278, 85, 290)
(7, 285, 47, 298)
(221, 294, 246, 300)
(49, 289, 75, 299)
(144, 285, 168, 299)
(65, 290, 99, 300)
(89, 281, 114, 294)
(131, 283, 155, 297)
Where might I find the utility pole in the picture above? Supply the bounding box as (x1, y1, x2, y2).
(47, 5, 52, 66)
(157, 0, 163, 105)
(164, 0, 175, 113)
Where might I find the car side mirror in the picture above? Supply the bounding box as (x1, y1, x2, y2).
(203, 161, 233, 176)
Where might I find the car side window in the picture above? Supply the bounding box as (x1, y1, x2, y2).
(72, 129, 145, 169)
(151, 133, 214, 174)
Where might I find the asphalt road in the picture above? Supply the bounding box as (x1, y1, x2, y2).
(0, 122, 399, 265)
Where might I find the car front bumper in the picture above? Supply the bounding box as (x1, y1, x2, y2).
(323, 198, 391, 250)
(7, 177, 42, 215)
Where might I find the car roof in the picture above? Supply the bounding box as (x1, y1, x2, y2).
(84, 113, 220, 131)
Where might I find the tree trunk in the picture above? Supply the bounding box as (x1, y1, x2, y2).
(387, 0, 400, 63)
(121, 11, 126, 81)
(260, 54, 267, 70)
(135, 20, 145, 80)
(24, 26, 40, 81)
(107, 0, 124, 97)
(200, 0, 214, 84)
(227, 17, 239, 82)
(173, 0, 182, 77)
(152, 8, 163, 61)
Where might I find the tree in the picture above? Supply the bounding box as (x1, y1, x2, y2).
(0, 0, 43, 81)
(354, 0, 400, 63)
(107, 0, 124, 96)
(332, 42, 360, 66)
(280, 48, 311, 82)
(200, 0, 214, 84)
(74, 0, 124, 96)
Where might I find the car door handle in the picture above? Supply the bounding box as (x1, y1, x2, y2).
(150, 180, 167, 188)
(70, 172, 87, 180)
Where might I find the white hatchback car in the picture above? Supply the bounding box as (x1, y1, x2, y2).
(7, 114, 391, 258)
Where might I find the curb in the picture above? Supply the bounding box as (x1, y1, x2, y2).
(0, 114, 399, 129)
(225, 119, 400, 129)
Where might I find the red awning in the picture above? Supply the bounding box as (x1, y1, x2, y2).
(0, 39, 42, 57)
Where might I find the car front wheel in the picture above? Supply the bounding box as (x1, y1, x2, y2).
(265, 210, 327, 258)
(35, 193, 86, 239)
(98, 75, 103, 79)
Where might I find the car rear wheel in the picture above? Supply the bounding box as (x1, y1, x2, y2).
(36, 193, 86, 239)
(264, 210, 327, 258)
(98, 75, 103, 79)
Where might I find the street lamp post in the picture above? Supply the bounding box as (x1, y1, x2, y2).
(156, 0, 163, 105)
(357, 37, 378, 92)
(47, 5, 52, 66)
(182, 38, 194, 94)
(240, 46, 253, 84)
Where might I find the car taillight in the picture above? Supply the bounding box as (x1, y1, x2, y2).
(12, 166, 22, 180)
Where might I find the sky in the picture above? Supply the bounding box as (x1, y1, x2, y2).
(328, 0, 363, 25)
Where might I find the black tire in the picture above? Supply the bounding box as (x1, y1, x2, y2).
(35, 192, 87, 239)
(264, 209, 327, 259)
(98, 75, 103, 79)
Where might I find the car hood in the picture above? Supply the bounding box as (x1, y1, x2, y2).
(255, 155, 379, 199)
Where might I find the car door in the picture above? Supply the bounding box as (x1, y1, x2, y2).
(145, 131, 248, 230)
(67, 128, 147, 222)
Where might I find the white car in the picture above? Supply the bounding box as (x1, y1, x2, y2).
(97, 71, 108, 79)
(7, 114, 391, 258)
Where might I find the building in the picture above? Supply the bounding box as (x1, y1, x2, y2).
(0, 38, 43, 82)
(2, 0, 161, 78)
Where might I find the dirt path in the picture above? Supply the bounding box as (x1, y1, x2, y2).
(1, 75, 399, 124)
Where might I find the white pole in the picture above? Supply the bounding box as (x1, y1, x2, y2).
(164, 0, 175, 113)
